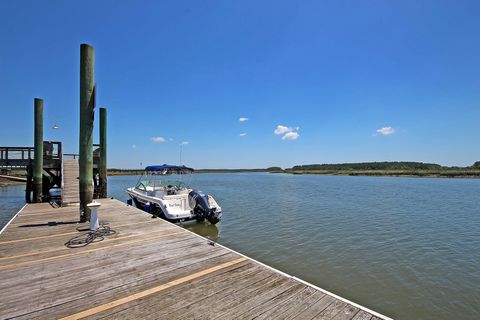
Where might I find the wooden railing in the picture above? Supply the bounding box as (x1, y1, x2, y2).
(0, 141, 62, 168)
(63, 153, 80, 159)
(63, 144, 100, 160)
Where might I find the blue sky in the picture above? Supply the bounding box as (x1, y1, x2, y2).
(1, 0, 479, 169)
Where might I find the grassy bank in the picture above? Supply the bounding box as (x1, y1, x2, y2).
(0, 175, 26, 186)
(107, 163, 480, 178)
(0, 179, 24, 187)
(283, 161, 480, 178)
(283, 169, 480, 178)
(107, 168, 270, 175)
(3, 164, 478, 180)
(108, 169, 143, 176)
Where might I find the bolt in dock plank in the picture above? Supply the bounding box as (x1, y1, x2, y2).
(0, 199, 392, 320)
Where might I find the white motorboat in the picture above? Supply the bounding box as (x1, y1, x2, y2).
(127, 165, 222, 224)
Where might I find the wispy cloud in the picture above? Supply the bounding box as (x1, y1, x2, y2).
(282, 131, 300, 140)
(274, 125, 300, 141)
(180, 141, 189, 145)
(169, 138, 174, 142)
(376, 127, 395, 136)
(239, 117, 249, 122)
(151, 136, 166, 143)
(239, 133, 247, 137)
(132, 144, 137, 148)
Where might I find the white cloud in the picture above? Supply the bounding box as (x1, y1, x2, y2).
(151, 136, 166, 143)
(180, 141, 189, 145)
(132, 144, 137, 148)
(274, 125, 293, 135)
(239, 117, 249, 122)
(274, 124, 300, 141)
(376, 127, 395, 135)
(282, 131, 300, 140)
(239, 133, 247, 137)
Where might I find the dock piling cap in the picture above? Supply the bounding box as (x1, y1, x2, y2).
(87, 200, 101, 208)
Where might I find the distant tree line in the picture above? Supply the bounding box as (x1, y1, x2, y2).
(196, 168, 267, 173)
(289, 162, 444, 171)
(106, 161, 480, 176)
(106, 168, 274, 175)
(288, 161, 480, 171)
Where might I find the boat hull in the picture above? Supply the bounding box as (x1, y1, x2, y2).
(126, 188, 222, 224)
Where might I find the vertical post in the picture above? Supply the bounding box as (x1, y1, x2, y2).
(26, 164, 32, 203)
(58, 142, 62, 161)
(33, 98, 44, 203)
(79, 44, 95, 222)
(99, 107, 107, 198)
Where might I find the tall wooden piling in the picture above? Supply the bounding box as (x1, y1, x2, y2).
(99, 107, 107, 198)
(79, 44, 95, 222)
(33, 98, 43, 203)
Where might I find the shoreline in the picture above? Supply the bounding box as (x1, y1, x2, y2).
(106, 170, 480, 179)
(0, 179, 25, 187)
(1, 171, 478, 185)
(281, 171, 480, 179)
(0, 175, 27, 187)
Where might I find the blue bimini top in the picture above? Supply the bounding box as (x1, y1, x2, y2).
(144, 164, 194, 173)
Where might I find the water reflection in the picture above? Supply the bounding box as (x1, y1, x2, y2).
(180, 220, 220, 241)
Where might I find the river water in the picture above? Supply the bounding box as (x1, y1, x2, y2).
(1, 173, 479, 319)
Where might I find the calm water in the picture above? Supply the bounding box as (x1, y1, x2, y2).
(1, 174, 479, 319)
(0, 184, 26, 229)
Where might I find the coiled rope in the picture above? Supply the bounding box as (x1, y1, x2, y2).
(65, 223, 116, 248)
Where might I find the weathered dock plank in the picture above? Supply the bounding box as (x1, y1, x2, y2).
(254, 287, 326, 320)
(0, 199, 392, 320)
(62, 158, 80, 205)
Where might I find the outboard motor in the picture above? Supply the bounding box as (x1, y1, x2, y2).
(188, 190, 220, 224)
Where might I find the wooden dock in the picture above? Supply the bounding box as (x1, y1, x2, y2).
(61, 159, 80, 205)
(0, 199, 392, 320)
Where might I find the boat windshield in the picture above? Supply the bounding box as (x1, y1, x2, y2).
(135, 179, 189, 191)
(134, 165, 194, 191)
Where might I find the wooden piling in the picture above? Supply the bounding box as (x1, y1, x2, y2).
(33, 98, 43, 203)
(25, 165, 32, 203)
(99, 107, 107, 198)
(79, 44, 95, 222)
